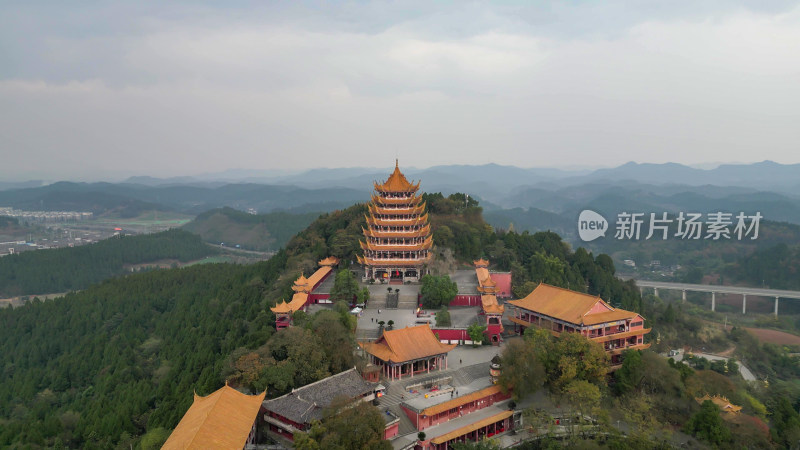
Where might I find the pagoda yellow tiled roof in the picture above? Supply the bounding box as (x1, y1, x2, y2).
(162, 384, 266, 450)
(357, 254, 433, 267)
(508, 283, 641, 326)
(366, 213, 429, 228)
(374, 160, 420, 192)
(474, 259, 489, 267)
(362, 224, 431, 239)
(369, 203, 426, 216)
(360, 235, 433, 252)
(372, 193, 422, 205)
(360, 325, 455, 363)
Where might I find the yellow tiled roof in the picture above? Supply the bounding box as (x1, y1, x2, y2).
(581, 309, 639, 325)
(270, 292, 308, 314)
(374, 160, 420, 192)
(318, 256, 340, 267)
(361, 325, 456, 363)
(507, 283, 640, 326)
(430, 410, 513, 445)
(473, 259, 489, 267)
(162, 385, 266, 450)
(481, 295, 504, 314)
(475, 260, 503, 314)
(696, 394, 742, 414)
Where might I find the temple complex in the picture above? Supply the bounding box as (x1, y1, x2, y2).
(357, 160, 432, 283)
(162, 384, 266, 450)
(360, 324, 456, 380)
(507, 283, 651, 367)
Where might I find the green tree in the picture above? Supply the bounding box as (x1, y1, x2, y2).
(770, 396, 800, 448)
(614, 350, 645, 395)
(563, 379, 601, 419)
(294, 398, 391, 450)
(420, 275, 458, 309)
(685, 400, 731, 446)
(330, 269, 359, 304)
(467, 323, 487, 346)
(310, 310, 355, 374)
(549, 332, 608, 392)
(497, 339, 545, 400)
(435, 307, 451, 327)
(140, 428, 170, 450)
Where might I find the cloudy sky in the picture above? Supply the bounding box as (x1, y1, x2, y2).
(2, 1, 800, 180)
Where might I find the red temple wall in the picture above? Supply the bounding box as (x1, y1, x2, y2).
(449, 295, 481, 306)
(383, 422, 399, 440)
(488, 273, 512, 298)
(408, 390, 512, 430)
(432, 328, 469, 341)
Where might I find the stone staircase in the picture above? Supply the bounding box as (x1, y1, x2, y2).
(356, 328, 380, 341)
(368, 296, 387, 310)
(451, 362, 490, 387)
(397, 294, 418, 309)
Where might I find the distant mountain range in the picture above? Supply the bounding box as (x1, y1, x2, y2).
(109, 160, 800, 194)
(2, 161, 800, 240)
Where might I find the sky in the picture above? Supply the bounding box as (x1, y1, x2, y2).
(2, 1, 800, 180)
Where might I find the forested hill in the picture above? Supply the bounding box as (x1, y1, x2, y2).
(0, 204, 375, 448)
(183, 207, 320, 251)
(725, 242, 800, 290)
(0, 229, 215, 297)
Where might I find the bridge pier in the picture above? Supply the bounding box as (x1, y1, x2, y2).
(775, 297, 779, 316)
(653, 288, 659, 298)
(682, 290, 686, 303)
(742, 294, 746, 314)
(711, 292, 716, 312)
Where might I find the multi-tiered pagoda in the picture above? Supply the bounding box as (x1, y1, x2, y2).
(357, 161, 433, 282)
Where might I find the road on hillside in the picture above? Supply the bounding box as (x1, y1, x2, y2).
(670, 349, 756, 381)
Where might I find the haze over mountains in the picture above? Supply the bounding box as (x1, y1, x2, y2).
(3, 161, 800, 241)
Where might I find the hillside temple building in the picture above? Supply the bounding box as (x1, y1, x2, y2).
(360, 324, 456, 380)
(508, 283, 651, 367)
(358, 160, 432, 283)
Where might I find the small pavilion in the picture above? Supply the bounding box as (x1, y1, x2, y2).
(360, 325, 456, 380)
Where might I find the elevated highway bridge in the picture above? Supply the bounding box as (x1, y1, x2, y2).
(628, 279, 800, 316)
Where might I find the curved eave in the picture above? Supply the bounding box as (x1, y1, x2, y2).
(373, 181, 420, 193)
(366, 213, 429, 227)
(373, 194, 422, 205)
(369, 203, 426, 216)
(360, 254, 432, 266)
(360, 236, 434, 252)
(362, 224, 431, 239)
